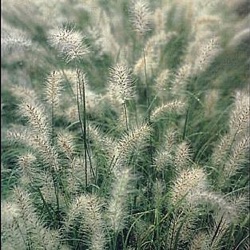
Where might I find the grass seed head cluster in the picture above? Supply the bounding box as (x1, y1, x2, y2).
(1, 0, 249, 249)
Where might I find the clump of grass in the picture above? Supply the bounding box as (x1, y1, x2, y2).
(1, 0, 249, 249)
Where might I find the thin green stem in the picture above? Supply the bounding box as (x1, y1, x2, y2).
(155, 207, 160, 250)
(50, 96, 60, 225)
(35, 185, 55, 222)
(123, 103, 129, 131)
(142, 47, 150, 122)
(210, 214, 225, 247)
(76, 69, 88, 187)
(142, 47, 154, 173)
(112, 232, 118, 250)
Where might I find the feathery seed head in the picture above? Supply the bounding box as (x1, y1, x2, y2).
(171, 64, 191, 96)
(229, 90, 250, 135)
(108, 63, 135, 105)
(57, 130, 75, 160)
(65, 195, 85, 228)
(65, 105, 79, 122)
(30, 135, 60, 171)
(6, 126, 31, 145)
(190, 232, 210, 250)
(72, 194, 104, 229)
(223, 135, 250, 178)
(65, 194, 105, 250)
(193, 191, 247, 223)
(211, 133, 232, 166)
(171, 168, 208, 206)
(76, 70, 101, 112)
(88, 124, 115, 158)
(13, 187, 35, 220)
(45, 71, 63, 108)
(107, 168, 134, 232)
(151, 100, 186, 122)
(133, 53, 157, 79)
(174, 141, 192, 170)
(164, 128, 178, 150)
(194, 15, 221, 33)
(61, 71, 101, 118)
(152, 7, 168, 32)
(66, 156, 94, 193)
(1, 32, 32, 53)
(85, 92, 102, 113)
(61, 69, 78, 87)
(17, 152, 36, 174)
(153, 179, 165, 206)
(130, 0, 152, 35)
(12, 187, 63, 249)
(193, 36, 221, 75)
(174, 64, 191, 82)
(155, 69, 171, 93)
(144, 30, 170, 53)
(154, 150, 173, 172)
(87, 9, 120, 57)
(10, 85, 38, 102)
(204, 89, 219, 117)
(229, 28, 250, 47)
(39, 173, 65, 208)
(71, 69, 101, 112)
(76, 69, 89, 94)
(48, 27, 89, 62)
(18, 101, 50, 139)
(114, 123, 151, 166)
(1, 201, 21, 226)
(134, 31, 176, 79)
(42, 229, 65, 250)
